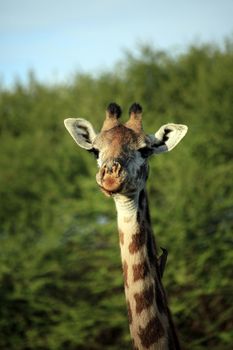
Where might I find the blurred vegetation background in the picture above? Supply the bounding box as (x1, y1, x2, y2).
(0, 40, 232, 350)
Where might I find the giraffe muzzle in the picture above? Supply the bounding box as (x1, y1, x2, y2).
(96, 161, 126, 195)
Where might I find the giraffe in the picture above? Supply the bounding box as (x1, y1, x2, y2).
(64, 102, 188, 350)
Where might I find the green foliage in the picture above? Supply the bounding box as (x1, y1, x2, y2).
(0, 40, 232, 349)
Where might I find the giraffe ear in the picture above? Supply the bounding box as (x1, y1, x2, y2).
(147, 123, 188, 154)
(64, 118, 97, 150)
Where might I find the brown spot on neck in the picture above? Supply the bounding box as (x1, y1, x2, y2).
(122, 261, 129, 288)
(134, 285, 154, 314)
(128, 231, 146, 254)
(132, 261, 149, 282)
(138, 316, 165, 348)
(119, 229, 124, 245)
(127, 301, 133, 324)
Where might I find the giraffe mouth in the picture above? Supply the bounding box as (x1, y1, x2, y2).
(97, 173, 125, 196)
(99, 183, 124, 197)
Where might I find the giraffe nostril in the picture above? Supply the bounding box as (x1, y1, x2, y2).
(101, 161, 122, 177)
(100, 165, 107, 178)
(115, 163, 122, 177)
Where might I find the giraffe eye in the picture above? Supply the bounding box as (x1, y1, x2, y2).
(89, 148, 99, 159)
(138, 147, 152, 158)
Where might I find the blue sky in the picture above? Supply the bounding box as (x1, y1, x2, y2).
(0, 0, 232, 87)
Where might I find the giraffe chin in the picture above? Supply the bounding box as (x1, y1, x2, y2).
(99, 184, 124, 197)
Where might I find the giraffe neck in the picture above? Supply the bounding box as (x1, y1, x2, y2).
(114, 189, 180, 350)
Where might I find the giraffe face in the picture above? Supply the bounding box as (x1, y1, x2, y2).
(93, 125, 149, 196)
(64, 102, 188, 197)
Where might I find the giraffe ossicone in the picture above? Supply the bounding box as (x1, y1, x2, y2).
(64, 103, 188, 350)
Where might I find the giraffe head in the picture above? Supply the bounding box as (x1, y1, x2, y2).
(64, 103, 188, 197)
